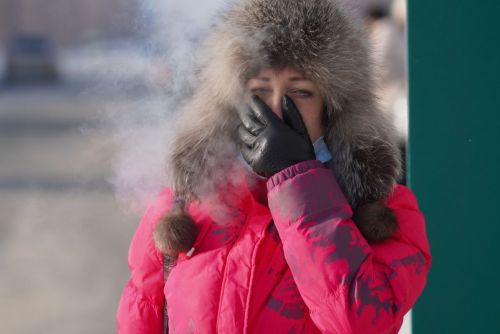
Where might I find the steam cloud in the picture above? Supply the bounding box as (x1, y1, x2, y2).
(105, 0, 230, 213)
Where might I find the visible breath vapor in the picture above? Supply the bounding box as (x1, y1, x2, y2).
(105, 0, 231, 213)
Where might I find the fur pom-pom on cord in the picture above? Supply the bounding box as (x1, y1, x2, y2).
(353, 201, 397, 242)
(154, 205, 198, 258)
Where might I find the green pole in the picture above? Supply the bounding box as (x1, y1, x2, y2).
(407, 1, 500, 333)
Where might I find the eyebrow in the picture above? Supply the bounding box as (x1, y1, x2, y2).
(253, 76, 311, 82)
(289, 76, 311, 82)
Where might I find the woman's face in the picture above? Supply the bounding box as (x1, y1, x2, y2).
(246, 67, 325, 142)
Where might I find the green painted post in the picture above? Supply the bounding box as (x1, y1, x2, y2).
(407, 1, 500, 333)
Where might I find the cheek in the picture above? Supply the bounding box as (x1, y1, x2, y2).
(293, 100, 323, 126)
(292, 99, 325, 141)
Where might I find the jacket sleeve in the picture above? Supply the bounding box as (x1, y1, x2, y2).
(267, 160, 432, 334)
(116, 189, 174, 334)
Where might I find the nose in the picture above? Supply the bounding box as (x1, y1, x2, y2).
(268, 93, 283, 119)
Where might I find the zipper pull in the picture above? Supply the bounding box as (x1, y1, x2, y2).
(186, 247, 195, 258)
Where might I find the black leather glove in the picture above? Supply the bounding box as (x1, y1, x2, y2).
(237, 95, 315, 178)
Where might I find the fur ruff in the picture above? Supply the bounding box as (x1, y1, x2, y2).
(156, 0, 402, 255)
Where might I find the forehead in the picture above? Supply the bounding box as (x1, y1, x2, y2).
(250, 67, 310, 82)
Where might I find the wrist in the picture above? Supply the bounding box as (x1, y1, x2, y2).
(267, 160, 323, 190)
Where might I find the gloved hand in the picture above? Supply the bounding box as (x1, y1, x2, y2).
(237, 95, 315, 178)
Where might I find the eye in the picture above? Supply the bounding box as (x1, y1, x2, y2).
(289, 89, 313, 98)
(250, 87, 272, 95)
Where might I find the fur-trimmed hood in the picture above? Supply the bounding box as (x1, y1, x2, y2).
(169, 0, 401, 206)
(156, 0, 403, 254)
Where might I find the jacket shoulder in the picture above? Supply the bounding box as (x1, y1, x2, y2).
(128, 187, 175, 269)
(117, 188, 174, 333)
(387, 184, 422, 210)
(383, 184, 431, 260)
(142, 187, 176, 232)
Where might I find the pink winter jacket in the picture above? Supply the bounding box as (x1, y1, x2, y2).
(117, 160, 431, 333)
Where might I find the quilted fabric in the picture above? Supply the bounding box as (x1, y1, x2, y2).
(117, 160, 431, 333)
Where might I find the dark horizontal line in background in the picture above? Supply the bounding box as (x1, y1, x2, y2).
(0, 80, 154, 98)
(0, 120, 99, 134)
(0, 178, 113, 192)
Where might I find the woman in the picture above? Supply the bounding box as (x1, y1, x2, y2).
(117, 0, 431, 333)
